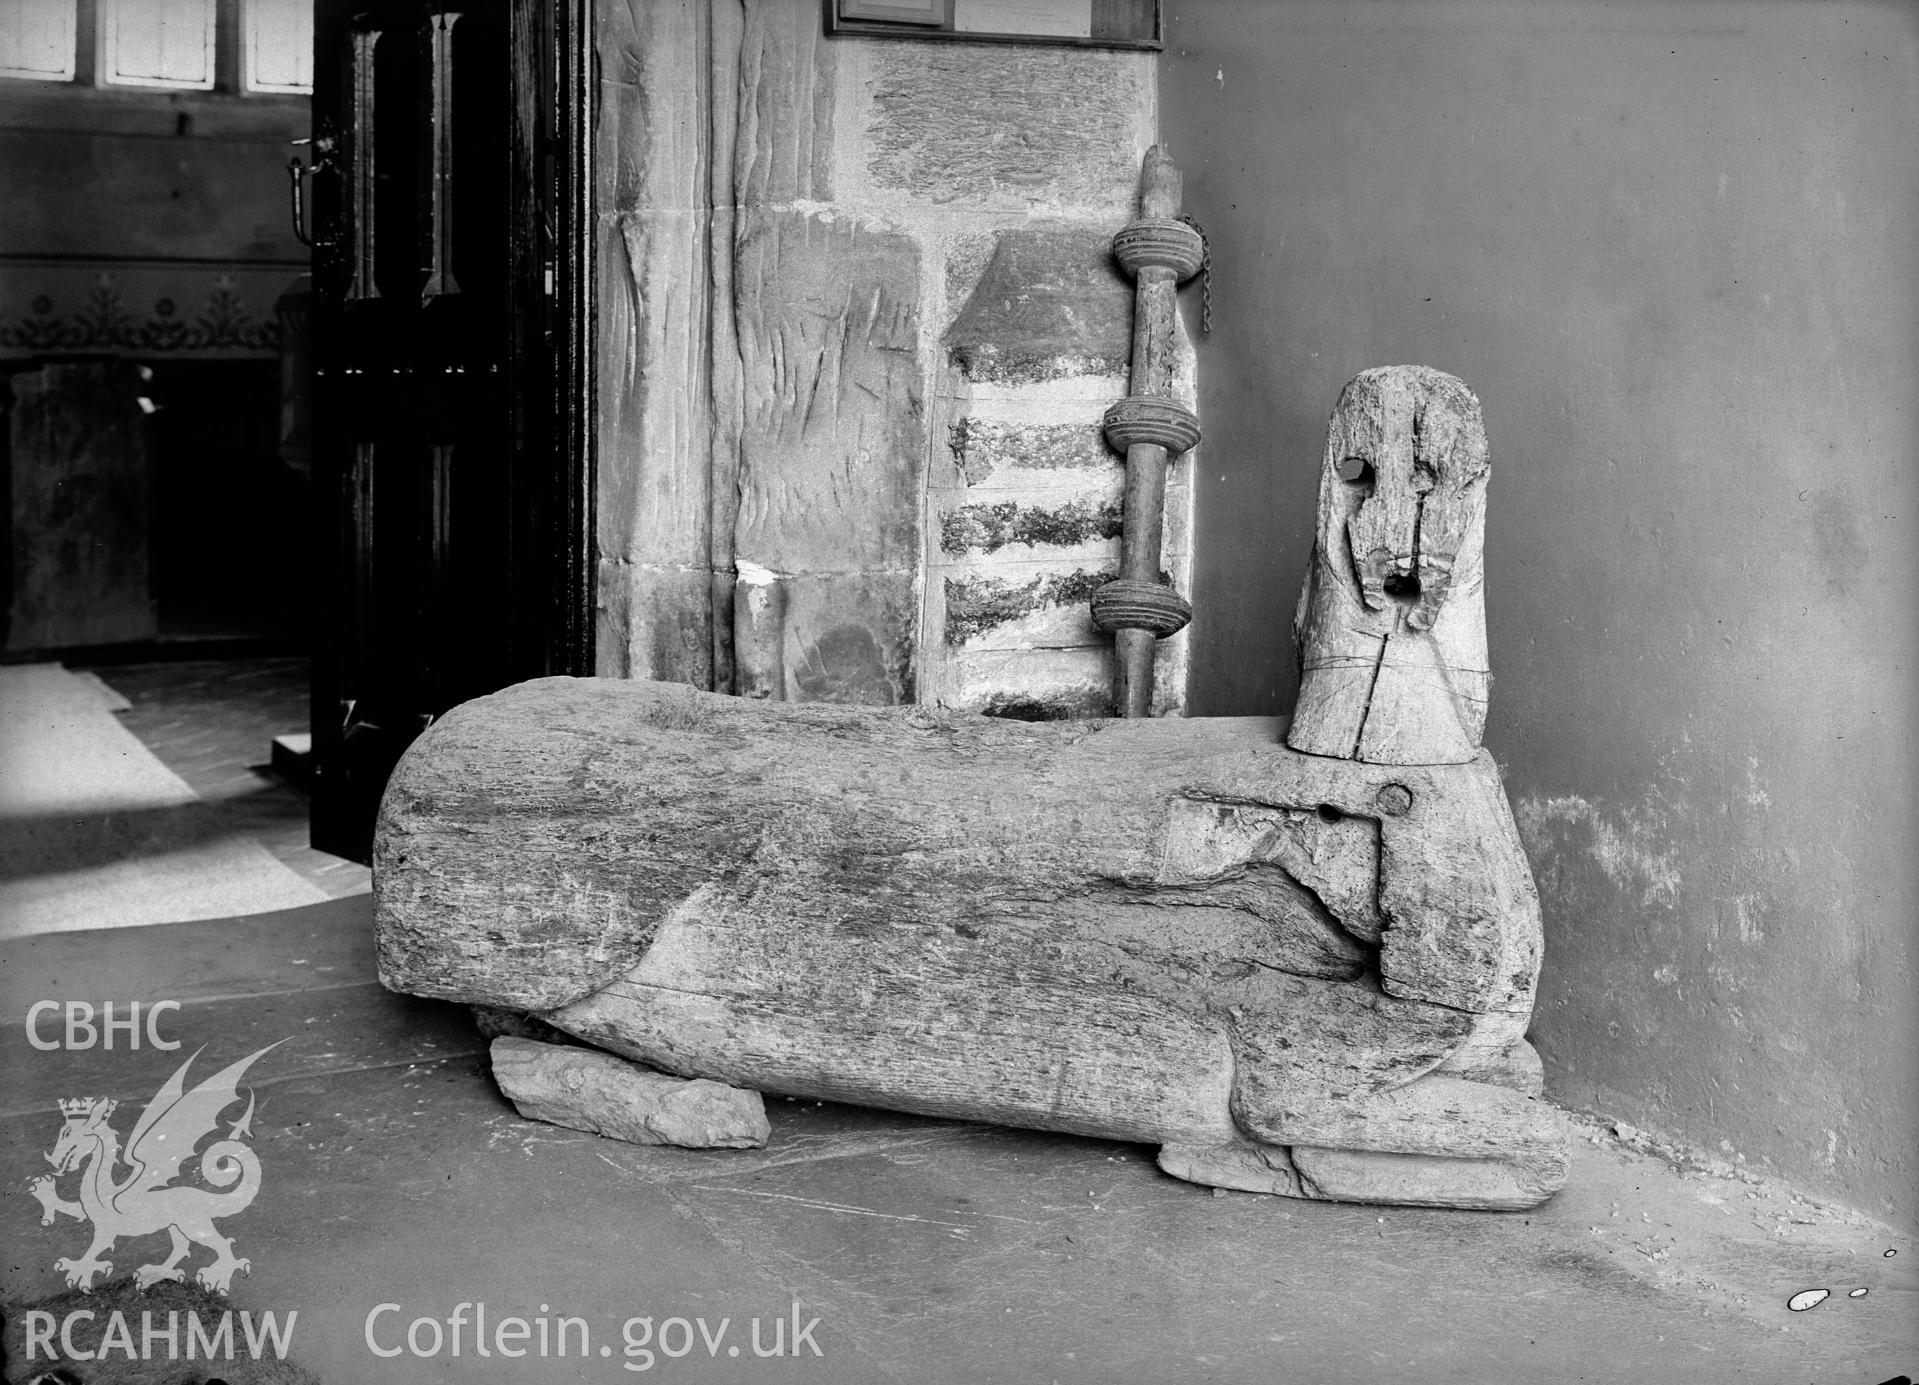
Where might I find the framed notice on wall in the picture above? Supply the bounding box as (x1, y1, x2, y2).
(830, 0, 1161, 50)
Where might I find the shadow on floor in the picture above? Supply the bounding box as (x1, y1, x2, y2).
(1, 898, 1912, 1385)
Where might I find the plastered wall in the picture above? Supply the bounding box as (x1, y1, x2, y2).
(0, 80, 306, 650)
(1162, 0, 1917, 1222)
(0, 86, 306, 358)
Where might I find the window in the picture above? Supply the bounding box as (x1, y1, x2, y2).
(242, 0, 310, 93)
(830, 0, 1160, 47)
(0, 0, 311, 94)
(100, 0, 216, 90)
(0, 0, 77, 81)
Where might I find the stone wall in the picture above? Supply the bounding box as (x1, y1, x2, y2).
(594, 0, 1191, 715)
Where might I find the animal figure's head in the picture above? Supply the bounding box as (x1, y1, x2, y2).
(1320, 365, 1488, 634)
(45, 1098, 115, 1172)
(1289, 365, 1492, 765)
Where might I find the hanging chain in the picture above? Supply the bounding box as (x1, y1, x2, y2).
(1176, 213, 1212, 336)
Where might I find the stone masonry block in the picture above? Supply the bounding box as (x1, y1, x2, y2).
(733, 210, 923, 573)
(775, 570, 918, 706)
(864, 43, 1149, 210)
(948, 417, 1118, 485)
(491, 1037, 770, 1149)
(595, 560, 714, 686)
(941, 497, 1124, 557)
(942, 568, 1112, 646)
(947, 642, 1186, 720)
(945, 225, 1134, 384)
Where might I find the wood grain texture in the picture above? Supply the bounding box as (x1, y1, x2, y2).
(377, 680, 1381, 1009)
(374, 676, 1563, 1204)
(1288, 366, 1491, 765)
(1106, 148, 1196, 718)
(550, 909, 1243, 1148)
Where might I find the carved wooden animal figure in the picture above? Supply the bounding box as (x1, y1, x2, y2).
(1289, 366, 1490, 766)
(373, 367, 1567, 1211)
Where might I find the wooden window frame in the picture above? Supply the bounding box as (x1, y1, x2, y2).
(97, 0, 219, 92)
(826, 0, 1162, 50)
(238, 0, 312, 94)
(0, 0, 311, 96)
(0, 0, 80, 82)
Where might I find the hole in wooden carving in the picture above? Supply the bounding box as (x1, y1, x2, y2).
(1315, 803, 1344, 824)
(1382, 571, 1422, 601)
(1375, 783, 1414, 817)
(1336, 456, 1374, 490)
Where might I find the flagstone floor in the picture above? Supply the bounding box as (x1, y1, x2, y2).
(74, 656, 369, 901)
(0, 662, 1911, 1384)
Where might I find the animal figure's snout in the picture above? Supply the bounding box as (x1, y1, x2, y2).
(1357, 544, 1455, 632)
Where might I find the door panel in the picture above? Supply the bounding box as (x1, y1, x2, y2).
(309, 0, 591, 861)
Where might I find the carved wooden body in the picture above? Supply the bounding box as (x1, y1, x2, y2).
(377, 679, 1563, 1208)
(373, 365, 1568, 1209)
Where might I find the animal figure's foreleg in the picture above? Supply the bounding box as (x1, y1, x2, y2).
(53, 1229, 115, 1292)
(1155, 973, 1567, 1210)
(1162, 1071, 1567, 1210)
(135, 1226, 193, 1289)
(187, 1223, 250, 1294)
(27, 1175, 83, 1224)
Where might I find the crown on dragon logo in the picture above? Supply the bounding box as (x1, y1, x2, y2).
(31, 1044, 281, 1295)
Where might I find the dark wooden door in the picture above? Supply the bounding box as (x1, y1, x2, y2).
(308, 0, 592, 860)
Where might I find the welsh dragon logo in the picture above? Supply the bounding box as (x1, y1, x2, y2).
(27, 1043, 280, 1294)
